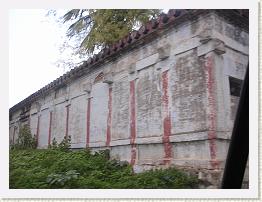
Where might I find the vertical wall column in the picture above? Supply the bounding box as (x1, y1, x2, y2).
(28, 115, 31, 129)
(48, 111, 53, 146)
(204, 54, 219, 169)
(65, 105, 70, 138)
(130, 80, 136, 165)
(198, 37, 227, 169)
(106, 87, 112, 147)
(162, 70, 172, 165)
(36, 115, 41, 147)
(130, 80, 137, 166)
(12, 126, 16, 144)
(86, 97, 91, 148)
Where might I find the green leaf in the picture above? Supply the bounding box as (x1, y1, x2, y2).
(61, 9, 161, 55)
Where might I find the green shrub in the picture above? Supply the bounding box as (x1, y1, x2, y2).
(58, 135, 71, 151)
(46, 170, 80, 188)
(48, 138, 58, 149)
(11, 125, 37, 150)
(10, 149, 198, 189)
(48, 136, 71, 151)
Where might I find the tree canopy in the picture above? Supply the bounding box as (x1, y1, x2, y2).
(62, 9, 161, 55)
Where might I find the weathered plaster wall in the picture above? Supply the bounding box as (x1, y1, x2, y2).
(9, 11, 248, 186)
(111, 77, 130, 141)
(38, 109, 49, 148)
(69, 95, 87, 148)
(136, 67, 162, 138)
(52, 100, 67, 143)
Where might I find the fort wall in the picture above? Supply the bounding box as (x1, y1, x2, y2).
(9, 10, 249, 186)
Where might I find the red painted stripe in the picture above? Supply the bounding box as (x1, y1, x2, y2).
(130, 80, 137, 165)
(106, 87, 112, 147)
(86, 98, 91, 147)
(204, 56, 219, 169)
(48, 111, 52, 146)
(162, 70, 172, 165)
(65, 105, 70, 138)
(36, 115, 40, 147)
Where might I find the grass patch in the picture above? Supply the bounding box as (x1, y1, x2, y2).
(10, 149, 198, 189)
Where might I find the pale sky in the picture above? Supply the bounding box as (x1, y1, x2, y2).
(9, 9, 73, 108)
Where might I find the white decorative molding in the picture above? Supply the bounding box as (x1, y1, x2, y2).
(136, 53, 159, 71)
(128, 63, 136, 74)
(157, 44, 171, 60)
(82, 82, 92, 93)
(103, 73, 114, 84)
(197, 38, 226, 57)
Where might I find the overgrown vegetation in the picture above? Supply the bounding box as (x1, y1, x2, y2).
(10, 149, 198, 189)
(10, 127, 198, 188)
(10, 125, 37, 150)
(48, 136, 72, 151)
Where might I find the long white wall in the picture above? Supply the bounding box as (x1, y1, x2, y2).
(9, 11, 249, 186)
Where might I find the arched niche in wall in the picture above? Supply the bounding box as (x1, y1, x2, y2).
(89, 71, 109, 146)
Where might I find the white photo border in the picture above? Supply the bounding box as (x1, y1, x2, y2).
(0, 0, 259, 199)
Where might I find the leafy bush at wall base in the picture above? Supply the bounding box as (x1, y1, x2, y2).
(10, 125, 37, 150)
(48, 136, 72, 151)
(9, 149, 198, 189)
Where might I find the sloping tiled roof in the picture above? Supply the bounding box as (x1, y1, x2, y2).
(9, 9, 248, 113)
